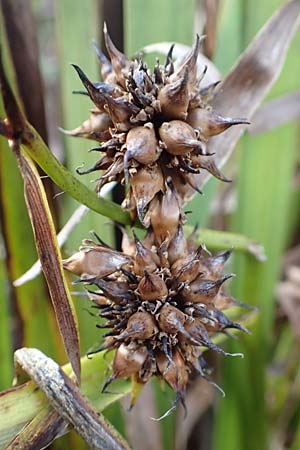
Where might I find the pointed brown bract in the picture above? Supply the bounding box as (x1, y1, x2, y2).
(172, 34, 201, 89)
(158, 67, 189, 120)
(71, 65, 108, 112)
(130, 164, 164, 224)
(116, 311, 158, 341)
(167, 224, 188, 265)
(103, 23, 130, 89)
(138, 271, 168, 301)
(158, 304, 186, 334)
(182, 274, 234, 303)
(111, 343, 148, 380)
(60, 110, 112, 139)
(103, 94, 139, 131)
(156, 348, 188, 395)
(187, 108, 249, 139)
(133, 233, 160, 275)
(63, 241, 132, 281)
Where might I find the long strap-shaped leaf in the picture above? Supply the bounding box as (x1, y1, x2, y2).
(12, 143, 81, 384)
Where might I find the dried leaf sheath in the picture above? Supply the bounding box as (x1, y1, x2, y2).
(13, 144, 81, 383)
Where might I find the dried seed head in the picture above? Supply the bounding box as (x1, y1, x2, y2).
(70, 30, 248, 241)
(67, 230, 249, 406)
(65, 29, 251, 408)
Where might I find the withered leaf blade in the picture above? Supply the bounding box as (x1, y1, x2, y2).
(14, 348, 131, 450)
(6, 407, 67, 450)
(14, 145, 81, 383)
(190, 0, 300, 195)
(248, 91, 300, 135)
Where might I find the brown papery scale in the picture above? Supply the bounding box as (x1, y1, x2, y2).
(64, 27, 250, 414)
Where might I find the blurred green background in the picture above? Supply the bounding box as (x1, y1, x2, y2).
(0, 0, 299, 449)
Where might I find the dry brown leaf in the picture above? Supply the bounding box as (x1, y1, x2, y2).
(13, 144, 81, 383)
(248, 91, 300, 135)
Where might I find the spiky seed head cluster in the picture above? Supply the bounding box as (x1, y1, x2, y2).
(64, 25, 248, 230)
(63, 26, 250, 410)
(64, 226, 249, 407)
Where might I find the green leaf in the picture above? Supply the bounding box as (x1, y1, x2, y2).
(189, 227, 266, 261)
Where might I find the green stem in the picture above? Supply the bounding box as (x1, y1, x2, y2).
(186, 226, 266, 261)
(21, 123, 132, 226)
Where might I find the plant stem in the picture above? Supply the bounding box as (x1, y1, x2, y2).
(21, 123, 132, 225)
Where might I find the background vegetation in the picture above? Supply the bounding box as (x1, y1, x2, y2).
(0, 0, 299, 449)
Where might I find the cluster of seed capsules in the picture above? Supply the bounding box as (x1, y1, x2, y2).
(63, 26, 250, 410)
